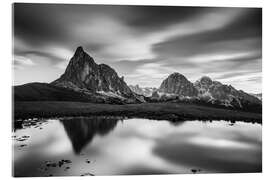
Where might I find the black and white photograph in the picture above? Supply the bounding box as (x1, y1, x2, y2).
(12, 3, 262, 177)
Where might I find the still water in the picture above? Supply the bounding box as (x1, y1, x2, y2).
(13, 117, 262, 177)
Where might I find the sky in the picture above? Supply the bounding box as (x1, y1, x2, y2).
(13, 3, 262, 93)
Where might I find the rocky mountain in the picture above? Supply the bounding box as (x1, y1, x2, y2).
(151, 73, 261, 112)
(194, 76, 262, 108)
(52, 46, 142, 103)
(251, 93, 262, 101)
(13, 46, 261, 112)
(158, 72, 198, 97)
(129, 84, 157, 97)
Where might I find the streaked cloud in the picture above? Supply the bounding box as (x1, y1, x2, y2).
(13, 4, 262, 93)
(13, 55, 35, 69)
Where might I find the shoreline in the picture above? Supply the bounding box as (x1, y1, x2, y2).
(13, 101, 262, 124)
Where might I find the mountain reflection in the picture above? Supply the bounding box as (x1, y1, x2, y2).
(61, 116, 121, 154)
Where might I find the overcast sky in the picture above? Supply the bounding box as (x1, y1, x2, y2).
(13, 3, 262, 93)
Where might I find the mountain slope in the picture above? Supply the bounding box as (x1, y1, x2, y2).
(52, 47, 135, 99)
(14, 82, 95, 102)
(13, 82, 127, 104)
(13, 46, 261, 111)
(159, 72, 198, 97)
(129, 84, 157, 97)
(14, 47, 144, 104)
(251, 93, 262, 101)
(194, 76, 261, 108)
(151, 73, 261, 112)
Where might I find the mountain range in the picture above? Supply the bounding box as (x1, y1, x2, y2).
(129, 85, 157, 97)
(15, 47, 144, 104)
(14, 46, 261, 112)
(51, 46, 144, 103)
(129, 73, 261, 112)
(153, 73, 261, 110)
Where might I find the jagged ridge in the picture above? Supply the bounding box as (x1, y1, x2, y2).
(52, 46, 141, 103)
(129, 84, 157, 97)
(147, 73, 261, 112)
(159, 72, 198, 97)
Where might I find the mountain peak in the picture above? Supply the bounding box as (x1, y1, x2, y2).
(70, 46, 95, 65)
(170, 72, 184, 77)
(51, 46, 137, 101)
(167, 72, 188, 81)
(199, 76, 212, 85)
(159, 72, 198, 96)
(74, 46, 85, 57)
(129, 84, 157, 97)
(200, 76, 212, 81)
(75, 46, 84, 52)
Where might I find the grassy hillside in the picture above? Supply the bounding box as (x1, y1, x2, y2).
(13, 82, 126, 104)
(14, 82, 96, 101)
(14, 101, 262, 123)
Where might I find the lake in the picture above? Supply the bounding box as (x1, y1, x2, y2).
(12, 117, 262, 177)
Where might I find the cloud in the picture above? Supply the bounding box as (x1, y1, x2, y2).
(109, 59, 156, 76)
(14, 36, 75, 69)
(13, 55, 35, 69)
(125, 62, 178, 87)
(187, 51, 260, 64)
(72, 16, 156, 61)
(14, 4, 247, 62)
(12, 4, 262, 93)
(216, 72, 262, 84)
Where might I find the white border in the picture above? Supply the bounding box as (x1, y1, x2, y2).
(1, 0, 269, 180)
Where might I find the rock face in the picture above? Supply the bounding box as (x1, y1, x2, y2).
(151, 73, 261, 112)
(194, 76, 261, 108)
(159, 72, 198, 97)
(52, 46, 136, 100)
(129, 84, 157, 97)
(251, 93, 262, 101)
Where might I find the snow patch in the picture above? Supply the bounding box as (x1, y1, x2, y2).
(97, 90, 126, 100)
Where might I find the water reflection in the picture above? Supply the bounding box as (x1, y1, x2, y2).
(153, 135, 261, 173)
(60, 116, 120, 153)
(169, 120, 185, 126)
(13, 120, 23, 131)
(13, 118, 262, 177)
